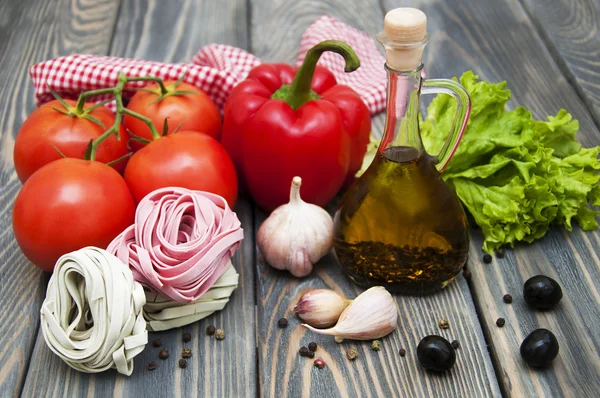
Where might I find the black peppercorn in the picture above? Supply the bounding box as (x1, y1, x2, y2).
(299, 346, 309, 357)
(183, 332, 191, 343)
(148, 361, 157, 371)
(178, 359, 187, 369)
(495, 248, 505, 258)
(152, 338, 162, 347)
(496, 318, 506, 327)
(277, 318, 288, 328)
(451, 340, 460, 349)
(307, 351, 315, 359)
(206, 325, 216, 335)
(159, 349, 169, 359)
(483, 254, 492, 264)
(399, 348, 406, 357)
(308, 342, 317, 352)
(503, 294, 513, 304)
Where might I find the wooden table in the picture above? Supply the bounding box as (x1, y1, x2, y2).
(0, 0, 598, 397)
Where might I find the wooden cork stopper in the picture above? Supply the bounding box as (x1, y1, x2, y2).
(379, 8, 428, 71)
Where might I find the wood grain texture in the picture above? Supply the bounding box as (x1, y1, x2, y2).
(250, 3, 500, 396)
(21, 0, 256, 397)
(382, 0, 600, 396)
(109, 0, 249, 62)
(520, 0, 600, 127)
(0, 0, 120, 396)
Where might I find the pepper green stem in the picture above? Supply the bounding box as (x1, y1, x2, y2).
(284, 40, 360, 110)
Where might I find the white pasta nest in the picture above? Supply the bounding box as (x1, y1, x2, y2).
(40, 247, 148, 376)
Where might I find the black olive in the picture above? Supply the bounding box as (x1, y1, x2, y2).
(417, 335, 456, 372)
(523, 275, 563, 310)
(520, 329, 559, 367)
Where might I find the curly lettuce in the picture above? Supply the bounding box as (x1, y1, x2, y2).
(421, 71, 600, 252)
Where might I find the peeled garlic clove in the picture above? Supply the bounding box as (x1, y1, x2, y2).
(302, 286, 398, 342)
(294, 289, 351, 328)
(257, 176, 333, 278)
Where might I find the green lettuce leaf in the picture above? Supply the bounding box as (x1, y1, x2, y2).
(421, 71, 600, 252)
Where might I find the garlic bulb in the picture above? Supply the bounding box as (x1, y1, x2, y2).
(257, 176, 333, 277)
(302, 286, 398, 342)
(294, 289, 351, 328)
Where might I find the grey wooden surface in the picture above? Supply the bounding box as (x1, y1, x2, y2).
(0, 0, 598, 397)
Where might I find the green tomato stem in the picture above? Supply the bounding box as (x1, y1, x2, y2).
(126, 76, 168, 95)
(75, 88, 117, 114)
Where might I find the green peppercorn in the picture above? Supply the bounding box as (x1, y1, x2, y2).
(371, 340, 382, 351)
(182, 348, 192, 358)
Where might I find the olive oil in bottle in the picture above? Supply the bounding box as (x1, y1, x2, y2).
(333, 8, 472, 294)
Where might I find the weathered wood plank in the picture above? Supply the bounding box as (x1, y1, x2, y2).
(382, 0, 600, 396)
(0, 0, 120, 396)
(520, 0, 600, 127)
(250, 1, 501, 396)
(21, 0, 256, 397)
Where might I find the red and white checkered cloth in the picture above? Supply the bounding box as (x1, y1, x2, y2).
(29, 16, 387, 114)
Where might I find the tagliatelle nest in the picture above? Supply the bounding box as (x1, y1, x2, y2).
(40, 247, 147, 376)
(107, 187, 244, 303)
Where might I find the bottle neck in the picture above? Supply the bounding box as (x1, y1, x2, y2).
(379, 64, 424, 157)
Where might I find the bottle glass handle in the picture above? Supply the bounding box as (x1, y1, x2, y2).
(421, 79, 471, 172)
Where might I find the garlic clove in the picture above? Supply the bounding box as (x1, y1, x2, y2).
(294, 289, 352, 328)
(257, 176, 333, 278)
(302, 286, 398, 342)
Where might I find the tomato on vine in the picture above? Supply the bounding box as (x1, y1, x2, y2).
(13, 96, 128, 183)
(124, 131, 238, 209)
(124, 77, 221, 149)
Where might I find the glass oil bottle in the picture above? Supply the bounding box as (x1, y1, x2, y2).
(333, 8, 472, 294)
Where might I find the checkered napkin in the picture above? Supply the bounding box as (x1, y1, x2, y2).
(29, 16, 387, 114)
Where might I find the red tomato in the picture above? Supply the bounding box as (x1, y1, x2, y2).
(12, 159, 135, 272)
(124, 132, 238, 208)
(124, 81, 221, 148)
(13, 99, 128, 183)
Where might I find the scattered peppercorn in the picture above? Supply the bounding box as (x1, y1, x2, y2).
(178, 359, 187, 369)
(148, 361, 157, 371)
(371, 340, 382, 351)
(182, 348, 192, 358)
(308, 342, 317, 352)
(346, 348, 359, 361)
(439, 319, 450, 329)
(277, 318, 288, 328)
(299, 346, 310, 357)
(451, 340, 460, 349)
(307, 351, 315, 359)
(483, 254, 493, 264)
(206, 325, 216, 335)
(215, 329, 225, 340)
(496, 318, 506, 327)
(159, 349, 169, 359)
(314, 358, 326, 369)
(503, 294, 513, 304)
(495, 248, 505, 258)
(183, 332, 191, 342)
(399, 348, 406, 357)
(152, 338, 162, 347)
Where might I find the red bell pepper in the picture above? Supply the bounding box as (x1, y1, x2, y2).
(221, 40, 371, 212)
